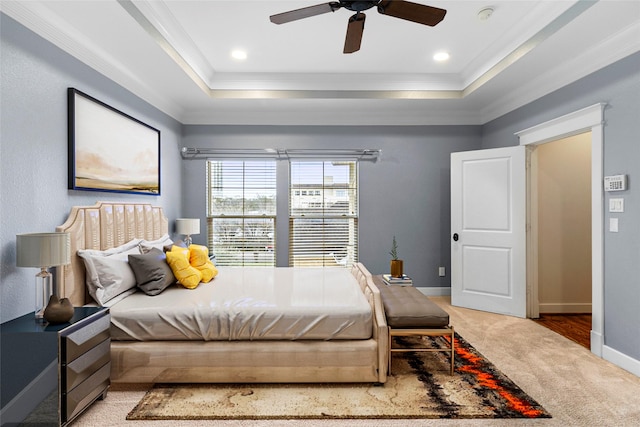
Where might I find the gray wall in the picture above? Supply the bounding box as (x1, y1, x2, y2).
(0, 14, 183, 323)
(480, 52, 640, 362)
(181, 125, 481, 287)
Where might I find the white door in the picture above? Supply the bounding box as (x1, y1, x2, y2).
(451, 146, 527, 318)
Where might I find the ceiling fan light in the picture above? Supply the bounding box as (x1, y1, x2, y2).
(433, 51, 450, 62)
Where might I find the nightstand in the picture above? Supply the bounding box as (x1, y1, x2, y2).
(1, 307, 110, 426)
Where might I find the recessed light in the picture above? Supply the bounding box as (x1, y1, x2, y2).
(231, 49, 247, 60)
(433, 51, 450, 62)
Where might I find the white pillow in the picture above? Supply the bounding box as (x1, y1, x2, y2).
(78, 239, 142, 305)
(139, 234, 173, 253)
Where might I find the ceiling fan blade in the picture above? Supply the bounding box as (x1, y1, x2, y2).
(377, 0, 446, 26)
(270, 2, 341, 25)
(344, 13, 366, 54)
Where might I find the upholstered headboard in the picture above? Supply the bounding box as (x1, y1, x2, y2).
(55, 202, 169, 306)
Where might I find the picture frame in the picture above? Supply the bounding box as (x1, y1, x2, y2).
(68, 88, 161, 195)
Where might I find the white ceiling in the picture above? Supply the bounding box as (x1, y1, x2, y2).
(2, 0, 639, 125)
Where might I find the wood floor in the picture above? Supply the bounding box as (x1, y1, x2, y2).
(532, 313, 592, 349)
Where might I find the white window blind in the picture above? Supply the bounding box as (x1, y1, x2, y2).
(289, 161, 358, 267)
(207, 160, 276, 266)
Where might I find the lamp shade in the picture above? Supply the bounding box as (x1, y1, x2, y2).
(16, 232, 71, 268)
(175, 218, 200, 236)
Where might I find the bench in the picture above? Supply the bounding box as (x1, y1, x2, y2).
(373, 275, 454, 375)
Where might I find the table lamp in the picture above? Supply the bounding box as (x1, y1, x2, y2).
(16, 232, 71, 323)
(175, 218, 200, 246)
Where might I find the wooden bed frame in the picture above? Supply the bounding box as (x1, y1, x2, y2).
(56, 202, 388, 384)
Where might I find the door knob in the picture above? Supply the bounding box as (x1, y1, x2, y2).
(452, 233, 459, 241)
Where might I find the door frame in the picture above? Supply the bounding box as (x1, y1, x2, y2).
(515, 103, 605, 357)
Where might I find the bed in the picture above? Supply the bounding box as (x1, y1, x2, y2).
(56, 202, 388, 384)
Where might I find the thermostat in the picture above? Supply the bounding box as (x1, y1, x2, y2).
(604, 175, 627, 191)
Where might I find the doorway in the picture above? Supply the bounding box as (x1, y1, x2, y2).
(532, 133, 593, 348)
(537, 133, 592, 313)
(516, 103, 605, 356)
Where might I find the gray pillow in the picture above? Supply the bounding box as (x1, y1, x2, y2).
(128, 248, 176, 296)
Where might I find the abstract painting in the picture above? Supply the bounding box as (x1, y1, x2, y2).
(68, 88, 160, 195)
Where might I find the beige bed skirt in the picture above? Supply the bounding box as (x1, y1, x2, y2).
(111, 339, 382, 383)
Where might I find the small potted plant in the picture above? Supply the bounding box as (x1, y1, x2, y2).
(389, 236, 403, 278)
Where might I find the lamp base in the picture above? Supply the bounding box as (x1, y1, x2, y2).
(35, 268, 53, 323)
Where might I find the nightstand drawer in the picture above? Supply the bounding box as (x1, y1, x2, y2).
(64, 362, 110, 423)
(65, 338, 110, 391)
(63, 314, 110, 362)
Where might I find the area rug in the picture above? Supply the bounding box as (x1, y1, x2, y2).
(127, 334, 551, 420)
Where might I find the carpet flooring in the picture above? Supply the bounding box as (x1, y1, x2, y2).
(126, 334, 549, 420)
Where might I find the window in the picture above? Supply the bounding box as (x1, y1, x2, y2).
(289, 161, 358, 267)
(207, 160, 276, 266)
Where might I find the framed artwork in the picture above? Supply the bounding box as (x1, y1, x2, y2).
(68, 88, 161, 195)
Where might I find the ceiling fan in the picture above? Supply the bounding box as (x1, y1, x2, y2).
(270, 1, 447, 54)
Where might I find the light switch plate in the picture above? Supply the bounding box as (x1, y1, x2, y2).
(609, 218, 619, 232)
(609, 198, 624, 213)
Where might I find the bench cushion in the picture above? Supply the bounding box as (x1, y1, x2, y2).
(373, 275, 449, 328)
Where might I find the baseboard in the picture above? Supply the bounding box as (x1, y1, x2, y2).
(603, 345, 640, 378)
(416, 287, 451, 297)
(590, 330, 603, 357)
(539, 303, 592, 313)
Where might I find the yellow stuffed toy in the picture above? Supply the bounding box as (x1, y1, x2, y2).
(165, 247, 202, 289)
(188, 244, 218, 283)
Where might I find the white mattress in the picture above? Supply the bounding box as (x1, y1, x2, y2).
(109, 267, 372, 341)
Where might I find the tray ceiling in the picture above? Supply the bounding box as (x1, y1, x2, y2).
(2, 0, 639, 125)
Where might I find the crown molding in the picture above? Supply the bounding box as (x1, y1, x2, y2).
(480, 21, 640, 124)
(180, 100, 484, 126)
(1, 0, 183, 120)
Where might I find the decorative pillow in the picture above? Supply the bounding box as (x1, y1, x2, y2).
(166, 247, 202, 289)
(188, 244, 218, 283)
(128, 248, 176, 296)
(78, 239, 142, 305)
(139, 234, 173, 254)
(163, 240, 187, 253)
